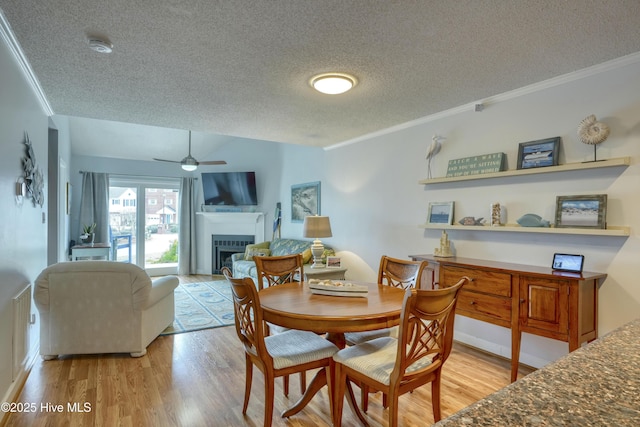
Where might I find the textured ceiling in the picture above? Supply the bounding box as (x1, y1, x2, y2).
(1, 1, 640, 162)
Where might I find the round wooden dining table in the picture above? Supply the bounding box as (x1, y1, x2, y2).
(259, 281, 406, 424)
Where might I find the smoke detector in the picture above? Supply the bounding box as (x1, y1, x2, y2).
(88, 38, 113, 53)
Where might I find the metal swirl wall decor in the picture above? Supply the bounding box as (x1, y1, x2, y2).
(21, 132, 44, 207)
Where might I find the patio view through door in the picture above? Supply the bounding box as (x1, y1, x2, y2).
(109, 176, 181, 276)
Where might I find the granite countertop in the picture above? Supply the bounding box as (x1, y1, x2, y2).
(434, 317, 640, 426)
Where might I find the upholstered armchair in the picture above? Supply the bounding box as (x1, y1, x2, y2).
(34, 261, 179, 359)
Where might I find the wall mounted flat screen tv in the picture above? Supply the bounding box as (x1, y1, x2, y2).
(201, 171, 258, 206)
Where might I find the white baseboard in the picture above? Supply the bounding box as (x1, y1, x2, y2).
(0, 346, 39, 425)
(455, 331, 552, 369)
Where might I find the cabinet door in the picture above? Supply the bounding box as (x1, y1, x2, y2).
(519, 276, 569, 340)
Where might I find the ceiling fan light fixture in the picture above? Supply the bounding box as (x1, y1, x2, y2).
(310, 72, 357, 95)
(181, 157, 198, 171)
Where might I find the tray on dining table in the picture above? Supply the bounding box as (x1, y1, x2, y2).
(307, 279, 368, 297)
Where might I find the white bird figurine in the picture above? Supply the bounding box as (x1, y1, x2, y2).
(426, 134, 446, 178)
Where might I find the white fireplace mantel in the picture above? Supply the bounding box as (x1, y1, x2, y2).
(196, 212, 265, 274)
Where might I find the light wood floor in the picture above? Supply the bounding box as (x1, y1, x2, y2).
(5, 275, 534, 427)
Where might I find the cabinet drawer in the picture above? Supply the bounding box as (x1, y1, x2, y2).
(456, 290, 512, 324)
(441, 265, 512, 297)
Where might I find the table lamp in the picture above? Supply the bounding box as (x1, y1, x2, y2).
(303, 215, 332, 268)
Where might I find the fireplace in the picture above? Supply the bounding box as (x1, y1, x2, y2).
(195, 212, 265, 275)
(212, 234, 254, 274)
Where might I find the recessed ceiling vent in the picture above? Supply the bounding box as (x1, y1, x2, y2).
(88, 38, 113, 53)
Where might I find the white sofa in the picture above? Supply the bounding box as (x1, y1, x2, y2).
(34, 261, 179, 359)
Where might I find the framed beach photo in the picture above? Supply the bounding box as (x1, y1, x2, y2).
(427, 201, 454, 225)
(291, 181, 320, 223)
(326, 256, 341, 268)
(555, 194, 607, 229)
(517, 137, 561, 170)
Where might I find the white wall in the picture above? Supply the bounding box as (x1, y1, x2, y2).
(278, 57, 640, 368)
(0, 37, 48, 405)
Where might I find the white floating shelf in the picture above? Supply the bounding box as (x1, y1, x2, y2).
(419, 157, 631, 185)
(419, 223, 630, 237)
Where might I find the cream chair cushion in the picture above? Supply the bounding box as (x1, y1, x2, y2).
(34, 261, 178, 358)
(333, 337, 433, 385)
(263, 329, 338, 369)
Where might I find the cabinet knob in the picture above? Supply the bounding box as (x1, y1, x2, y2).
(519, 298, 525, 304)
(469, 300, 476, 305)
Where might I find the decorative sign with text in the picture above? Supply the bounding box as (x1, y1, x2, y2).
(446, 152, 506, 177)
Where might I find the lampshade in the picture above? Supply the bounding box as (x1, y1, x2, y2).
(303, 215, 332, 238)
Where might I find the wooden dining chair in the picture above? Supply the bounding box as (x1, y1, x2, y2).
(227, 276, 339, 427)
(332, 277, 468, 427)
(345, 256, 428, 346)
(253, 253, 304, 290)
(220, 266, 232, 280)
(254, 253, 307, 395)
(344, 256, 429, 411)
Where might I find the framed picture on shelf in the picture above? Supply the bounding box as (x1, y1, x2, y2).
(517, 136, 561, 170)
(326, 256, 342, 268)
(555, 194, 607, 229)
(291, 181, 320, 223)
(427, 201, 454, 225)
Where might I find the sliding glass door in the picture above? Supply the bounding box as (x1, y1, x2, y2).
(109, 176, 180, 276)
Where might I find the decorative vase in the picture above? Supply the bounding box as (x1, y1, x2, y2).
(81, 233, 95, 246)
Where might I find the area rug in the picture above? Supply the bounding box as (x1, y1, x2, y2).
(161, 280, 235, 335)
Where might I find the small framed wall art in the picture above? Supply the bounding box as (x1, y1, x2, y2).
(326, 256, 342, 268)
(555, 194, 607, 229)
(516, 136, 561, 170)
(291, 181, 320, 223)
(427, 201, 454, 225)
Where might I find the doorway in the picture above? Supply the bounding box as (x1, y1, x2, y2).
(109, 176, 180, 276)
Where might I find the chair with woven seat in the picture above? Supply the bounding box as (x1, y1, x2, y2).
(345, 256, 428, 347)
(253, 253, 304, 290)
(254, 253, 307, 396)
(344, 256, 429, 411)
(220, 266, 232, 279)
(227, 276, 339, 427)
(332, 277, 468, 426)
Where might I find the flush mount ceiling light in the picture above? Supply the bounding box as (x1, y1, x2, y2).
(88, 38, 113, 53)
(310, 72, 357, 95)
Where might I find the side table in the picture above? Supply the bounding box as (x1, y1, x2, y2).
(304, 266, 347, 280)
(71, 243, 111, 261)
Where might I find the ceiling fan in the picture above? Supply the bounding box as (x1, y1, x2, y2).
(153, 131, 227, 171)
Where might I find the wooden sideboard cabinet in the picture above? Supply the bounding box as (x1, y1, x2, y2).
(409, 255, 607, 381)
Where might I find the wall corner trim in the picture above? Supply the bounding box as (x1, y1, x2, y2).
(0, 11, 54, 116)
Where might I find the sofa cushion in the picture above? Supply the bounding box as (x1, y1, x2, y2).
(302, 248, 313, 264)
(233, 260, 258, 279)
(269, 238, 313, 256)
(243, 241, 271, 260)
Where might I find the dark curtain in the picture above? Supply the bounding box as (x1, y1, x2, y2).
(178, 177, 196, 274)
(78, 172, 109, 244)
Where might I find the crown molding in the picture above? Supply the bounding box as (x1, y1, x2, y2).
(0, 10, 54, 116)
(326, 52, 640, 151)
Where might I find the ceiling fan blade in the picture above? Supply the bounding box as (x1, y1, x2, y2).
(198, 160, 227, 165)
(152, 158, 181, 163)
